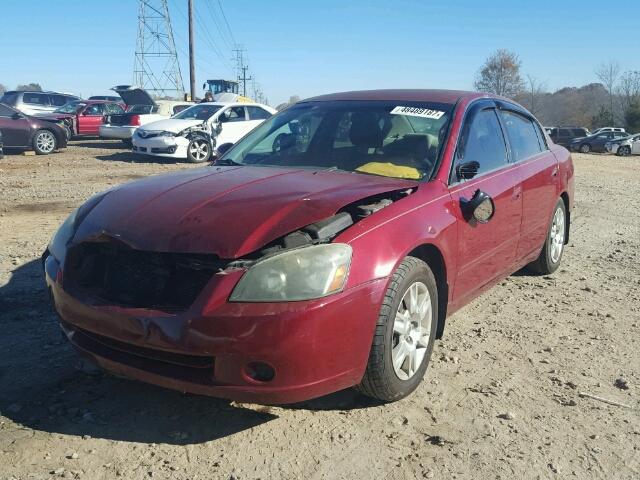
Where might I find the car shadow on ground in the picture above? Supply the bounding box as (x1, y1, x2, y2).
(0, 259, 377, 446)
(68, 140, 125, 150)
(93, 152, 186, 165)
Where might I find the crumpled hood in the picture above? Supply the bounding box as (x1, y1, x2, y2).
(138, 118, 205, 134)
(34, 112, 73, 120)
(73, 166, 418, 258)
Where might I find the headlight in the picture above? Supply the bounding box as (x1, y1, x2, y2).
(48, 208, 78, 263)
(229, 244, 352, 302)
(159, 131, 177, 137)
(47, 190, 111, 263)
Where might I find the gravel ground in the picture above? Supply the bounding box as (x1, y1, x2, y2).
(0, 140, 639, 480)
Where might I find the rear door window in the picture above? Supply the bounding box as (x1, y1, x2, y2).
(499, 110, 544, 161)
(246, 106, 272, 120)
(105, 103, 124, 114)
(22, 92, 49, 105)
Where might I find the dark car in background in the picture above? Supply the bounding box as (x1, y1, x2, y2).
(568, 130, 629, 153)
(547, 127, 590, 147)
(0, 103, 68, 154)
(35, 100, 125, 139)
(0, 90, 80, 116)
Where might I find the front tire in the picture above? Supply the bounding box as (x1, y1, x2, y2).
(527, 199, 567, 275)
(356, 257, 438, 402)
(617, 146, 631, 156)
(186, 137, 212, 163)
(579, 143, 591, 153)
(33, 130, 57, 155)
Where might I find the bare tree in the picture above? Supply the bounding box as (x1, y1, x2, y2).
(474, 49, 524, 98)
(523, 75, 547, 116)
(616, 70, 640, 125)
(15, 83, 43, 92)
(595, 61, 621, 124)
(0, 83, 6, 96)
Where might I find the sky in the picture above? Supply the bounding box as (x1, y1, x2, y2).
(1, 0, 639, 106)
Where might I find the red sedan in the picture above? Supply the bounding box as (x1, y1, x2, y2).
(35, 100, 125, 139)
(44, 90, 573, 404)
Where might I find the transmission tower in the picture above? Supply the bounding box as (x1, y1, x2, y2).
(133, 0, 185, 98)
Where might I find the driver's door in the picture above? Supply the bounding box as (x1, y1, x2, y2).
(78, 104, 105, 135)
(448, 100, 523, 307)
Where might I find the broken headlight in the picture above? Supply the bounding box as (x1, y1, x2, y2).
(48, 191, 111, 264)
(229, 244, 352, 302)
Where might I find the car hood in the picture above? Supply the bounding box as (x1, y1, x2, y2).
(73, 166, 418, 258)
(111, 85, 156, 107)
(139, 118, 205, 133)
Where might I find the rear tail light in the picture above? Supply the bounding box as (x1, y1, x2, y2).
(129, 115, 141, 126)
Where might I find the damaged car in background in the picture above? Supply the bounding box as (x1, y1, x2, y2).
(132, 102, 276, 163)
(99, 85, 193, 146)
(44, 89, 574, 404)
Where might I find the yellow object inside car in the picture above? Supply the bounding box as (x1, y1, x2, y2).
(356, 162, 422, 180)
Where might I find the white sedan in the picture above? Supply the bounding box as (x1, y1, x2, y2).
(131, 102, 276, 163)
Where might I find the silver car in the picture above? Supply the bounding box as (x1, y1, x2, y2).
(0, 90, 80, 116)
(606, 134, 640, 156)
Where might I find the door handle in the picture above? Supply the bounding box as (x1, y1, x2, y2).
(551, 167, 558, 177)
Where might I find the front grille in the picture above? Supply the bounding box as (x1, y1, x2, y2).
(64, 241, 227, 312)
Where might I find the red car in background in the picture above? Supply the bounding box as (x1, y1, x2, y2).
(44, 90, 573, 404)
(35, 100, 125, 139)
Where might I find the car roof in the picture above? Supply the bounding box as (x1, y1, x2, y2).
(198, 101, 271, 107)
(4, 90, 78, 96)
(301, 89, 488, 104)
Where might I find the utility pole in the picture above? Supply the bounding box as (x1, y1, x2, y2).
(240, 66, 252, 97)
(187, 0, 196, 101)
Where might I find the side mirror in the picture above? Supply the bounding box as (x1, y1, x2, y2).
(216, 142, 234, 156)
(456, 161, 480, 180)
(12, 112, 23, 120)
(460, 189, 495, 224)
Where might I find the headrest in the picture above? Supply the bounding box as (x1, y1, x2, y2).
(349, 112, 383, 148)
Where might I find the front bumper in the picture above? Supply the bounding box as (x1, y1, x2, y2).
(99, 125, 137, 140)
(132, 135, 189, 159)
(44, 252, 387, 404)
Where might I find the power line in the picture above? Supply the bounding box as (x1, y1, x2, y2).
(216, 0, 237, 46)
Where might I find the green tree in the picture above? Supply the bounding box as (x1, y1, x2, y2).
(15, 83, 42, 91)
(625, 101, 640, 133)
(591, 105, 615, 129)
(474, 49, 524, 98)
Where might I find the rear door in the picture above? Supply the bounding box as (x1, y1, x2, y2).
(449, 100, 523, 305)
(0, 104, 31, 146)
(497, 105, 558, 261)
(78, 103, 106, 135)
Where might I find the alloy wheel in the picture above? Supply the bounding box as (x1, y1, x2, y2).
(549, 206, 565, 263)
(392, 281, 432, 380)
(189, 139, 209, 162)
(36, 131, 56, 153)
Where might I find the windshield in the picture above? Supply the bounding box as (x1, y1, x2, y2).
(54, 101, 85, 114)
(173, 104, 222, 121)
(218, 101, 453, 180)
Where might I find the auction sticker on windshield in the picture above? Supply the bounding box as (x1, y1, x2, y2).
(390, 106, 445, 119)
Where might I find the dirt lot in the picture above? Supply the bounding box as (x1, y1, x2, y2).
(0, 140, 638, 480)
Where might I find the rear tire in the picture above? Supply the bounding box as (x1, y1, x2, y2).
(527, 199, 567, 275)
(186, 137, 212, 163)
(32, 130, 57, 155)
(355, 257, 438, 402)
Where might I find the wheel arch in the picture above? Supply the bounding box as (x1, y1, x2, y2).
(406, 243, 449, 339)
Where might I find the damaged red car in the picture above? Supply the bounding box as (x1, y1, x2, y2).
(44, 90, 574, 404)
